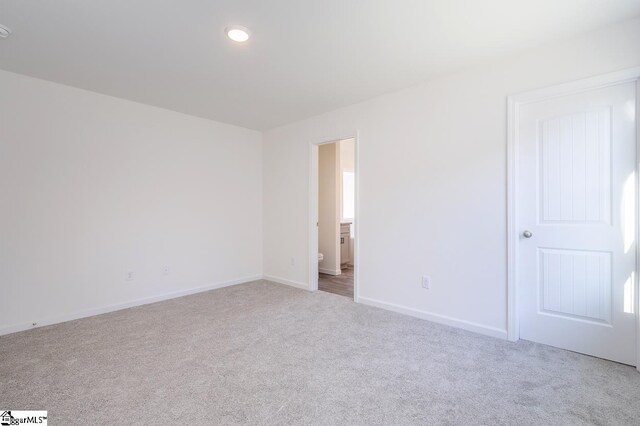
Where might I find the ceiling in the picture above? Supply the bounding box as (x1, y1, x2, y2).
(1, 1, 639, 130)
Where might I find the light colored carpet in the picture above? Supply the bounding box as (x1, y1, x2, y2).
(2, 280, 640, 425)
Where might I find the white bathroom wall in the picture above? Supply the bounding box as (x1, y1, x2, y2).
(339, 139, 356, 264)
(262, 18, 640, 338)
(339, 139, 355, 175)
(318, 143, 341, 275)
(0, 70, 263, 335)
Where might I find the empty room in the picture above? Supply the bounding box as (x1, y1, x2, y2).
(1, 1, 640, 424)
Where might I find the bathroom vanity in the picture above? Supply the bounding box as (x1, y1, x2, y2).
(340, 222, 351, 266)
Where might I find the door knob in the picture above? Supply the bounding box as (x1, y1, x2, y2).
(522, 230, 533, 238)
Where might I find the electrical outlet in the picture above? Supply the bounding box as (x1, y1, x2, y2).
(290, 257, 295, 267)
(126, 270, 135, 281)
(162, 266, 170, 276)
(421, 275, 431, 289)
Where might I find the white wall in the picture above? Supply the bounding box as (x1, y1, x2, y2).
(318, 143, 340, 275)
(0, 70, 263, 334)
(262, 18, 640, 338)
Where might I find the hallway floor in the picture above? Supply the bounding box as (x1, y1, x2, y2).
(319, 265, 353, 299)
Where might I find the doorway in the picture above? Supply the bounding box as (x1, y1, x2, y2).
(309, 136, 358, 301)
(508, 69, 640, 366)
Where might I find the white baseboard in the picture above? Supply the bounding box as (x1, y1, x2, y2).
(318, 267, 341, 276)
(0, 275, 262, 337)
(262, 274, 309, 290)
(1, 275, 507, 342)
(358, 296, 508, 340)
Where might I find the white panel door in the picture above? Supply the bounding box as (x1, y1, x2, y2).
(518, 82, 637, 365)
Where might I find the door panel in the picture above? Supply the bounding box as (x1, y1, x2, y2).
(539, 108, 611, 224)
(539, 248, 611, 323)
(518, 81, 637, 365)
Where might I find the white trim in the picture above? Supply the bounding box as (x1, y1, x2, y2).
(507, 93, 519, 342)
(359, 296, 508, 340)
(262, 274, 309, 290)
(309, 131, 360, 302)
(507, 67, 640, 366)
(0, 275, 262, 337)
(508, 67, 640, 105)
(636, 78, 640, 372)
(309, 142, 320, 292)
(353, 135, 361, 303)
(318, 267, 341, 276)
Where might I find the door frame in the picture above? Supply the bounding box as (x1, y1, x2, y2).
(507, 67, 640, 368)
(309, 131, 360, 302)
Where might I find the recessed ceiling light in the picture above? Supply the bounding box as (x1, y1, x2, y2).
(225, 25, 250, 43)
(0, 25, 11, 39)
